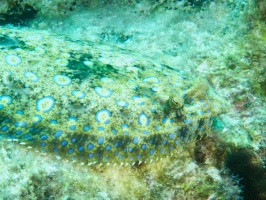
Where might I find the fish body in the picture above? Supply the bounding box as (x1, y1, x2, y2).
(0, 27, 228, 164)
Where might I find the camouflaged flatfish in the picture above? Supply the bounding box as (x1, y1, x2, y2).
(0, 26, 228, 165)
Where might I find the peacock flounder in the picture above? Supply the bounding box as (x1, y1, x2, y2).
(0, 27, 228, 165)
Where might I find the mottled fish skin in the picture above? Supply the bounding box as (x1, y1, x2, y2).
(0, 27, 228, 164)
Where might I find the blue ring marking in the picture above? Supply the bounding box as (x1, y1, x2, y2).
(123, 148, 127, 153)
(149, 149, 154, 155)
(67, 116, 77, 122)
(150, 108, 156, 113)
(52, 74, 72, 86)
(78, 146, 84, 152)
(100, 77, 114, 83)
(68, 148, 74, 154)
(105, 145, 111, 151)
(33, 114, 42, 123)
(141, 144, 147, 150)
(71, 138, 77, 143)
(49, 120, 57, 124)
(0, 95, 13, 105)
(151, 86, 158, 92)
(142, 76, 160, 84)
(40, 142, 46, 147)
(53, 147, 59, 152)
(169, 133, 175, 140)
(16, 110, 24, 115)
(115, 100, 129, 107)
(97, 137, 104, 145)
(95, 109, 111, 124)
(87, 143, 94, 150)
(114, 141, 119, 147)
(53, 130, 63, 138)
(61, 140, 68, 147)
(111, 129, 117, 135)
(94, 86, 113, 98)
(88, 153, 94, 159)
(83, 125, 90, 131)
(71, 90, 86, 99)
(149, 139, 153, 144)
(54, 58, 69, 67)
(121, 124, 129, 129)
(40, 134, 47, 140)
(15, 130, 22, 135)
(128, 147, 133, 153)
(98, 127, 104, 131)
(163, 140, 167, 145)
(138, 113, 150, 126)
(0, 104, 3, 110)
(132, 96, 145, 106)
(24, 72, 39, 82)
(184, 119, 188, 123)
(23, 134, 33, 140)
(155, 125, 160, 130)
(142, 130, 149, 134)
(69, 125, 76, 131)
(133, 137, 139, 145)
(36, 96, 55, 113)
(14, 121, 27, 127)
(4, 54, 22, 66)
(1, 125, 8, 132)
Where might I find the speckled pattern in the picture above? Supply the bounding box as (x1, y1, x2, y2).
(0, 26, 228, 165)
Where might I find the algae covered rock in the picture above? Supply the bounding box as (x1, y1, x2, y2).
(0, 26, 228, 165)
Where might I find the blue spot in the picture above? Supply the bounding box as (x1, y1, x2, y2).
(105, 145, 111, 151)
(200, 99, 204, 103)
(87, 143, 94, 150)
(61, 140, 68, 147)
(94, 86, 113, 98)
(121, 124, 129, 129)
(132, 96, 145, 106)
(163, 140, 167, 145)
(95, 109, 111, 124)
(175, 140, 179, 145)
(118, 154, 123, 160)
(169, 133, 175, 140)
(40, 142, 46, 147)
(98, 126, 104, 131)
(123, 148, 127, 153)
(0, 104, 3, 110)
(115, 151, 119, 156)
(53, 130, 63, 138)
(114, 141, 119, 147)
(111, 129, 117, 135)
(15, 130, 22, 135)
(141, 144, 147, 150)
(128, 147, 133, 152)
(33, 114, 42, 123)
(149, 149, 154, 155)
(97, 137, 104, 145)
(49, 120, 57, 124)
(78, 146, 84, 152)
(14, 121, 26, 127)
(100, 77, 114, 83)
(184, 119, 188, 123)
(52, 74, 72, 86)
(155, 125, 160, 130)
(138, 113, 150, 126)
(149, 139, 153, 144)
(142, 130, 149, 134)
(23, 134, 32, 140)
(68, 148, 74, 154)
(83, 125, 90, 131)
(71, 138, 77, 143)
(69, 125, 76, 131)
(142, 76, 160, 83)
(133, 137, 139, 145)
(169, 146, 173, 151)
(151, 86, 158, 92)
(40, 134, 47, 140)
(88, 153, 94, 159)
(137, 154, 141, 159)
(16, 110, 24, 115)
(36, 96, 55, 113)
(68, 116, 77, 122)
(116, 100, 129, 107)
(124, 131, 129, 135)
(150, 108, 156, 113)
(53, 147, 58, 152)
(4, 54, 22, 66)
(1, 125, 8, 132)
